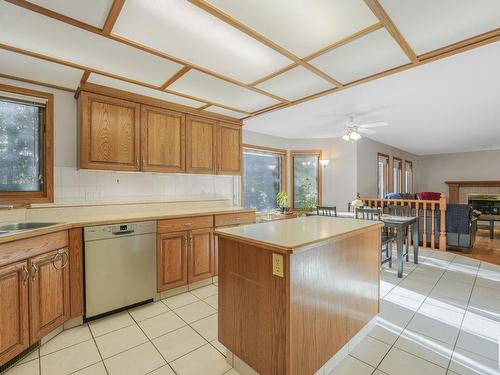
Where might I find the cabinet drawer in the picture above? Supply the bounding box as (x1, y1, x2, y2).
(214, 212, 256, 227)
(158, 216, 213, 233)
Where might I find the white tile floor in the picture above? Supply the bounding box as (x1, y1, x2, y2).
(5, 249, 500, 375)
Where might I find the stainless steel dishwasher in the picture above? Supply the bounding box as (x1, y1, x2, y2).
(84, 221, 156, 320)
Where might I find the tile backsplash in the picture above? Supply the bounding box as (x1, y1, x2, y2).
(54, 167, 238, 204)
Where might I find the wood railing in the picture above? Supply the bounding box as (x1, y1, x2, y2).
(361, 194, 447, 251)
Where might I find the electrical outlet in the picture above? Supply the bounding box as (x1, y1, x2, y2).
(272, 253, 284, 278)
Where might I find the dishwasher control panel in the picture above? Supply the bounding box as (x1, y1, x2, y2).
(84, 221, 157, 241)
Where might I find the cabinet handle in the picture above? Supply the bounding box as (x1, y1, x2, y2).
(189, 234, 193, 248)
(31, 264, 38, 281)
(22, 265, 29, 286)
(184, 234, 188, 247)
(53, 249, 69, 270)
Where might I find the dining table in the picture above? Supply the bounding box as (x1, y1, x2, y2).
(337, 211, 419, 277)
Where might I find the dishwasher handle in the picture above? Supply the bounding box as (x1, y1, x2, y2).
(112, 229, 135, 235)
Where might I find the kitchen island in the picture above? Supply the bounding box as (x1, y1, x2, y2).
(214, 216, 383, 375)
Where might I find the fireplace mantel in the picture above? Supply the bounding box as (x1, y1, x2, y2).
(445, 181, 500, 203)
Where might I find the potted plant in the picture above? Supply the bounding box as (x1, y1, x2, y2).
(297, 178, 317, 217)
(276, 191, 290, 214)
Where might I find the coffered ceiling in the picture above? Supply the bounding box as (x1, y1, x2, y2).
(0, 0, 499, 120)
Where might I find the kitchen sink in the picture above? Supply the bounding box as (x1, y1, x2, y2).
(0, 222, 60, 233)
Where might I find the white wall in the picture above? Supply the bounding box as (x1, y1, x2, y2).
(418, 150, 500, 201)
(0, 77, 236, 204)
(356, 137, 420, 197)
(243, 130, 357, 210)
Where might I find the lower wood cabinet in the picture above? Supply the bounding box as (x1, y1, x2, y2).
(0, 261, 29, 365)
(29, 248, 70, 343)
(0, 231, 76, 367)
(157, 232, 188, 292)
(188, 228, 214, 284)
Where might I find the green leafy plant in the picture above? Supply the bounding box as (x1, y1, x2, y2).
(276, 191, 290, 213)
(297, 178, 317, 216)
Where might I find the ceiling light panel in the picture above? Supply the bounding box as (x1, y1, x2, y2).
(87, 74, 204, 108)
(0, 2, 183, 86)
(309, 28, 410, 84)
(28, 0, 114, 28)
(0, 48, 83, 89)
(206, 0, 379, 57)
(169, 70, 279, 113)
(112, 0, 292, 83)
(379, 0, 500, 55)
(205, 106, 246, 119)
(256, 66, 335, 101)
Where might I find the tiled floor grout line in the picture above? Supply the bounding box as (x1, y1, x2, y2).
(373, 251, 458, 373)
(87, 321, 111, 375)
(126, 310, 179, 375)
(444, 260, 480, 374)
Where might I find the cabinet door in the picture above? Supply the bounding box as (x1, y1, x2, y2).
(217, 122, 242, 175)
(80, 92, 140, 171)
(29, 248, 70, 343)
(0, 261, 29, 365)
(141, 106, 185, 173)
(157, 232, 188, 292)
(188, 228, 214, 283)
(186, 116, 216, 174)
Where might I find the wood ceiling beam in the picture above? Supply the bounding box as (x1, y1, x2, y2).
(0, 43, 250, 115)
(363, 0, 418, 63)
(187, 0, 343, 87)
(0, 72, 75, 93)
(246, 29, 500, 119)
(159, 66, 191, 90)
(248, 23, 383, 87)
(198, 104, 212, 110)
(6, 0, 290, 104)
(102, 0, 126, 35)
(80, 70, 91, 85)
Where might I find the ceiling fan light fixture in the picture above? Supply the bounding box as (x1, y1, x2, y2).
(342, 133, 350, 141)
(350, 131, 362, 141)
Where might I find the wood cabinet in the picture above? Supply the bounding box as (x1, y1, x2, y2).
(0, 261, 29, 365)
(188, 228, 214, 283)
(80, 92, 140, 171)
(29, 248, 70, 343)
(141, 106, 185, 173)
(217, 122, 242, 175)
(186, 116, 216, 174)
(157, 232, 188, 292)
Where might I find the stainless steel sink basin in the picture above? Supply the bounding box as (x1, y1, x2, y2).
(0, 222, 60, 233)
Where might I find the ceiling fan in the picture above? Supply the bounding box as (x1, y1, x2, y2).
(340, 114, 388, 142)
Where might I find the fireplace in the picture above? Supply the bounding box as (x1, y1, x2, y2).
(468, 193, 500, 217)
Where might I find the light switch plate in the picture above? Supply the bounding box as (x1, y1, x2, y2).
(272, 253, 284, 278)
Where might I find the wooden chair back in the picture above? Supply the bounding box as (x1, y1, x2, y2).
(317, 206, 337, 217)
(356, 207, 382, 221)
(388, 204, 411, 217)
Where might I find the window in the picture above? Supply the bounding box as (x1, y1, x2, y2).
(243, 145, 286, 212)
(291, 151, 321, 209)
(404, 160, 413, 193)
(377, 153, 389, 198)
(392, 157, 403, 193)
(0, 84, 53, 204)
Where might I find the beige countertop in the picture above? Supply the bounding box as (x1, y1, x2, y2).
(215, 216, 383, 253)
(0, 205, 254, 244)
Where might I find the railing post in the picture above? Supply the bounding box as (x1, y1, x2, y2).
(439, 194, 447, 251)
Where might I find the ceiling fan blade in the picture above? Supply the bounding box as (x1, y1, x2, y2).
(358, 128, 376, 135)
(358, 122, 388, 128)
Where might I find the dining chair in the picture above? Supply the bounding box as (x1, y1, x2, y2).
(387, 204, 411, 261)
(356, 207, 395, 267)
(317, 206, 337, 217)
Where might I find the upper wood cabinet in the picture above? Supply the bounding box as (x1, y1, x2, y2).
(141, 106, 186, 173)
(217, 122, 242, 175)
(186, 116, 217, 174)
(80, 92, 140, 171)
(0, 261, 29, 365)
(29, 248, 70, 343)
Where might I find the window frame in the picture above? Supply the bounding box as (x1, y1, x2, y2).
(404, 160, 414, 193)
(377, 153, 389, 199)
(242, 144, 287, 213)
(0, 83, 54, 204)
(392, 157, 403, 193)
(290, 150, 322, 210)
